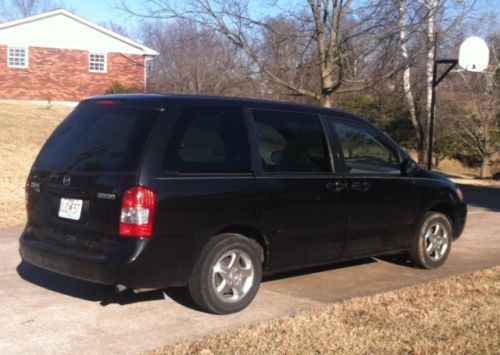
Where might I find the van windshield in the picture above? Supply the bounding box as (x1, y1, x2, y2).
(35, 104, 160, 173)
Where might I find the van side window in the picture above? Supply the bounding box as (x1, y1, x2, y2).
(252, 110, 331, 173)
(165, 107, 250, 173)
(333, 121, 400, 175)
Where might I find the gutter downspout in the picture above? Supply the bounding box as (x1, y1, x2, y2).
(143, 55, 155, 92)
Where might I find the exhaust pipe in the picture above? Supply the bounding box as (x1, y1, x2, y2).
(114, 284, 127, 293)
(132, 288, 157, 294)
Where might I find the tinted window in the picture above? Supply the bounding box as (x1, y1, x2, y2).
(164, 107, 250, 173)
(333, 121, 400, 174)
(35, 104, 159, 172)
(252, 110, 331, 173)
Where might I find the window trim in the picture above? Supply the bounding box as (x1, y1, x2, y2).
(89, 52, 107, 73)
(7, 47, 28, 68)
(329, 116, 402, 176)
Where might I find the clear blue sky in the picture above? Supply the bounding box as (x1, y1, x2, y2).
(69, 0, 289, 25)
(67, 0, 293, 38)
(69, 0, 135, 25)
(69, 0, 498, 35)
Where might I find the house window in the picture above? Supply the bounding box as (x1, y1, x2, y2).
(89, 53, 107, 72)
(8, 47, 28, 68)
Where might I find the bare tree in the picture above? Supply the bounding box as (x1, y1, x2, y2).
(100, 20, 132, 38)
(398, 0, 424, 162)
(142, 20, 253, 96)
(0, 0, 64, 20)
(122, 0, 417, 108)
(397, 0, 474, 164)
(255, 16, 319, 103)
(444, 35, 499, 178)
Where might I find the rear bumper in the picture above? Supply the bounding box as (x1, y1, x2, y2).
(19, 227, 194, 289)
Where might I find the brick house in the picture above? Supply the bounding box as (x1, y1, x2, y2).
(0, 9, 158, 102)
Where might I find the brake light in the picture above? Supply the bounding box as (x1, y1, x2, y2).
(119, 186, 157, 238)
(95, 99, 121, 105)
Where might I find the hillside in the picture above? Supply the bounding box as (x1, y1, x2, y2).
(0, 102, 71, 228)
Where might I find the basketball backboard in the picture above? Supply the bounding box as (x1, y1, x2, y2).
(459, 36, 489, 72)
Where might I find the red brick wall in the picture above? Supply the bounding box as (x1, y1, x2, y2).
(0, 45, 145, 102)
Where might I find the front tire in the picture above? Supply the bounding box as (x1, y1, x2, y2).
(409, 212, 452, 269)
(188, 233, 263, 314)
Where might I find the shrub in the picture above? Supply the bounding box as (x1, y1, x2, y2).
(105, 81, 133, 94)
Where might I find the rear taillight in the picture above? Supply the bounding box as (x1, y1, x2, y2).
(119, 186, 157, 238)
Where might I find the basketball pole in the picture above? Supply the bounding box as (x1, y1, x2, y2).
(427, 34, 458, 170)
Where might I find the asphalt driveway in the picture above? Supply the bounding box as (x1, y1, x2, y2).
(0, 184, 498, 354)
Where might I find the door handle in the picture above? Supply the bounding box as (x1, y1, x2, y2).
(351, 181, 372, 192)
(326, 181, 347, 192)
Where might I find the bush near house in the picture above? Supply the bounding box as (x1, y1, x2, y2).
(105, 81, 135, 94)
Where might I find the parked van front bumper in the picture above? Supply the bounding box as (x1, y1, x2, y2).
(19, 227, 193, 289)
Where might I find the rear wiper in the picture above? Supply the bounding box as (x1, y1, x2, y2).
(74, 147, 108, 161)
(64, 147, 108, 171)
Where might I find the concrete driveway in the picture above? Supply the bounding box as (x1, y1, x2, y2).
(1, 184, 499, 354)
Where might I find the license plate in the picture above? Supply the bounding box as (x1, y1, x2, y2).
(58, 198, 83, 221)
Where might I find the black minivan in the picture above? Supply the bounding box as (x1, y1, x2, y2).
(20, 94, 467, 314)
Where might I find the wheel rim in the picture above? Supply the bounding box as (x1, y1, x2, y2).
(212, 249, 255, 303)
(424, 222, 449, 261)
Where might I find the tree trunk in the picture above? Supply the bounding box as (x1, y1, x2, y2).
(415, 117, 428, 166)
(480, 158, 490, 178)
(424, 0, 437, 168)
(417, 136, 428, 166)
(398, 0, 426, 165)
(321, 94, 333, 108)
(434, 155, 444, 169)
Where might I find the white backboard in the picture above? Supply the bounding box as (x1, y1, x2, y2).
(459, 36, 489, 72)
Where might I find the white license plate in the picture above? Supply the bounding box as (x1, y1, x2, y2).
(58, 198, 83, 221)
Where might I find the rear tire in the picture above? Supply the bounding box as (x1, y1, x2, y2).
(188, 233, 263, 314)
(409, 212, 452, 269)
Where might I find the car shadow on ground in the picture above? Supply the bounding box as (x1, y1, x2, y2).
(16, 261, 167, 306)
(457, 184, 500, 211)
(262, 258, 377, 282)
(16, 257, 390, 311)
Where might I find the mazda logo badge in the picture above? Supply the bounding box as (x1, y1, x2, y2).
(62, 175, 71, 186)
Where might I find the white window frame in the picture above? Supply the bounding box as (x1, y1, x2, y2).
(7, 47, 29, 68)
(89, 53, 107, 73)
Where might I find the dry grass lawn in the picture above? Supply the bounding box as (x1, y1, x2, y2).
(0, 102, 71, 228)
(159, 267, 500, 355)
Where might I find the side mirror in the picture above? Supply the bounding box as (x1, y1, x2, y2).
(401, 158, 418, 176)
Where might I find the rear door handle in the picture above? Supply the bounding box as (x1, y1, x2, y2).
(351, 181, 372, 192)
(326, 181, 348, 192)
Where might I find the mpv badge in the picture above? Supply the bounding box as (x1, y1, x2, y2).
(62, 175, 71, 186)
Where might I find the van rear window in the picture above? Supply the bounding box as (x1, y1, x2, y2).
(35, 105, 159, 173)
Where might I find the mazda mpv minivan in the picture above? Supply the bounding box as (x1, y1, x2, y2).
(20, 94, 467, 314)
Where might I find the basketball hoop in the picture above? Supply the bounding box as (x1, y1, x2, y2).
(427, 35, 489, 170)
(459, 36, 489, 72)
